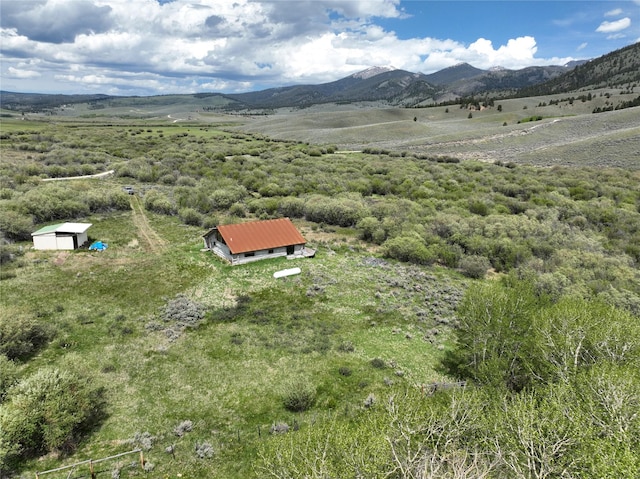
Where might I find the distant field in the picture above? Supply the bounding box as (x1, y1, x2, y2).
(236, 90, 640, 169)
(5, 87, 637, 169)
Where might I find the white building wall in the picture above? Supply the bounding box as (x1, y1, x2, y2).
(33, 233, 85, 250)
(231, 247, 289, 265)
(211, 241, 232, 262)
(33, 234, 59, 250)
(56, 235, 76, 250)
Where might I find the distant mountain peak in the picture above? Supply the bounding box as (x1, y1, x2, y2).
(447, 62, 473, 69)
(423, 62, 486, 86)
(351, 66, 396, 80)
(489, 66, 507, 72)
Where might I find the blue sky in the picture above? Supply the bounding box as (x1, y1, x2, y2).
(1, 0, 638, 96)
(384, 1, 637, 58)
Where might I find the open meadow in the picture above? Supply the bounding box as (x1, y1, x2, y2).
(236, 89, 640, 169)
(1, 97, 640, 478)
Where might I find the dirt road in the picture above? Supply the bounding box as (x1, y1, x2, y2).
(129, 195, 167, 253)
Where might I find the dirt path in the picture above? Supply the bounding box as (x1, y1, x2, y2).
(130, 195, 167, 253)
(41, 170, 115, 181)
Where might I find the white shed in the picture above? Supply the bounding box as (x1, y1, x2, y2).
(31, 222, 92, 250)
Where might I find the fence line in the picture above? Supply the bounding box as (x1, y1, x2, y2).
(35, 449, 143, 479)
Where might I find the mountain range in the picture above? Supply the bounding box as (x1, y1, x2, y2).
(1, 42, 639, 112)
(205, 62, 584, 109)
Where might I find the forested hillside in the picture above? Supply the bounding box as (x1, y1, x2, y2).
(1, 117, 639, 478)
(519, 41, 640, 96)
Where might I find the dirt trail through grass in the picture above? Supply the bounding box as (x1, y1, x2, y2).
(130, 195, 167, 253)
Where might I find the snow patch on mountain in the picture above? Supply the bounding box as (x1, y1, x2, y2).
(351, 66, 396, 80)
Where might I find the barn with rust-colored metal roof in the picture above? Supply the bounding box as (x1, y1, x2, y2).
(202, 218, 314, 265)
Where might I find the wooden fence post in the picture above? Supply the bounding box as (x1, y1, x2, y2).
(90, 459, 96, 479)
(139, 450, 145, 469)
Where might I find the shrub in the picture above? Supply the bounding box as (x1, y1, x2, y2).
(356, 216, 380, 241)
(304, 195, 365, 227)
(258, 183, 286, 197)
(0, 271, 16, 281)
(0, 315, 52, 361)
(382, 236, 435, 265)
(202, 214, 219, 229)
(129, 431, 154, 451)
(363, 393, 376, 408)
(0, 245, 21, 266)
(210, 186, 248, 210)
(370, 358, 386, 369)
(178, 207, 203, 226)
(0, 355, 18, 401)
(337, 340, 355, 353)
(247, 197, 280, 217)
(173, 420, 193, 437)
(282, 379, 316, 412)
(85, 190, 130, 213)
(161, 294, 206, 328)
(433, 243, 463, 268)
(0, 210, 33, 241)
(195, 441, 214, 459)
(143, 190, 175, 215)
(18, 185, 91, 223)
(469, 200, 490, 216)
(459, 255, 491, 279)
(0, 368, 104, 467)
(159, 173, 176, 185)
(490, 239, 531, 272)
(176, 176, 197, 187)
(228, 202, 246, 218)
(270, 423, 289, 434)
(278, 197, 305, 218)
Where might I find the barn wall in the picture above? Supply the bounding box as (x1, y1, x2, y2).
(56, 235, 76, 250)
(231, 247, 289, 265)
(33, 234, 58, 250)
(211, 241, 233, 263)
(33, 233, 86, 250)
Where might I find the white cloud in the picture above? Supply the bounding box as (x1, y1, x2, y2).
(7, 66, 41, 79)
(420, 36, 567, 72)
(596, 17, 631, 33)
(605, 8, 623, 17)
(577, 42, 588, 51)
(0, 0, 598, 95)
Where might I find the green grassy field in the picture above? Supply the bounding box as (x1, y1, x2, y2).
(2, 208, 463, 477)
(1, 93, 639, 477)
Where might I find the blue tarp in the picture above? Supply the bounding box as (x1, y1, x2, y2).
(89, 241, 108, 251)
